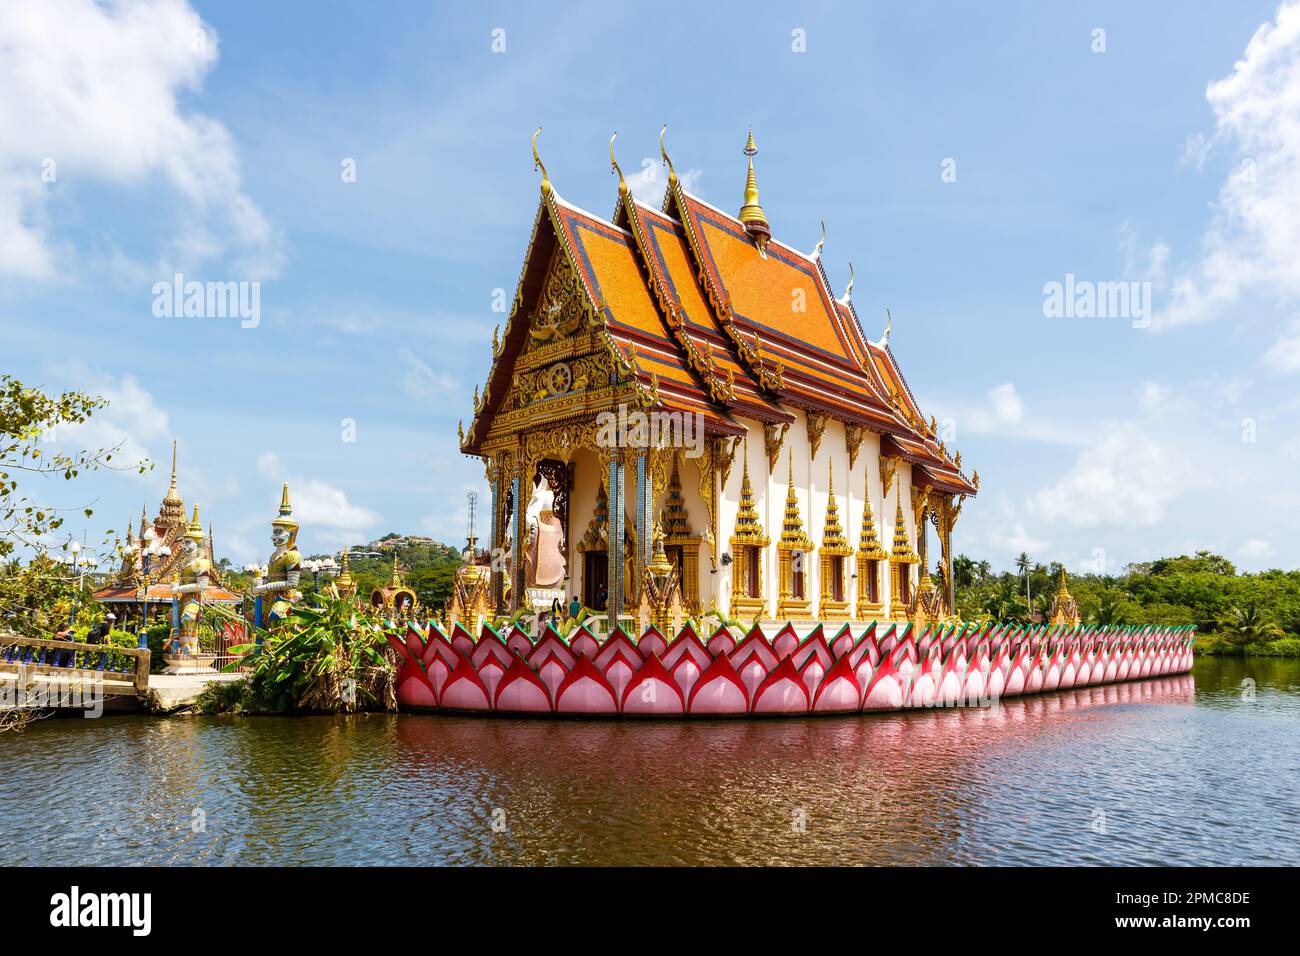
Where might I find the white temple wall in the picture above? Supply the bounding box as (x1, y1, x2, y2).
(567, 447, 603, 607)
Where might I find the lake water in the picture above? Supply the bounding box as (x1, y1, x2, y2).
(3, 656, 1297, 866)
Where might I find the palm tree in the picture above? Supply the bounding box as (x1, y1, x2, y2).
(976, 559, 992, 582)
(1016, 552, 1032, 606)
(982, 577, 1028, 623)
(1088, 589, 1127, 626)
(952, 554, 978, 590)
(1216, 603, 1283, 653)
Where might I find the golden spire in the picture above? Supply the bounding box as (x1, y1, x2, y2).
(732, 443, 767, 543)
(891, 500, 917, 560)
(780, 452, 810, 547)
(278, 482, 292, 517)
(532, 126, 551, 196)
(661, 455, 691, 538)
(335, 547, 356, 596)
(185, 503, 204, 541)
(659, 124, 678, 190)
(159, 439, 184, 526)
(390, 552, 403, 588)
(822, 460, 848, 550)
(737, 128, 771, 254)
(858, 466, 885, 556)
(609, 131, 628, 198)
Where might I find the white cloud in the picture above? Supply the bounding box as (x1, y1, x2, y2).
(1026, 424, 1195, 530)
(290, 478, 380, 532)
(625, 157, 704, 206)
(1138, 382, 1170, 409)
(0, 0, 282, 280)
(50, 369, 171, 470)
(256, 452, 282, 479)
(1238, 538, 1275, 561)
(253, 451, 377, 533)
(399, 347, 458, 400)
(1263, 316, 1300, 371)
(958, 382, 1025, 434)
(1156, 1, 1300, 328)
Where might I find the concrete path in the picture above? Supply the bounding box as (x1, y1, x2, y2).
(147, 672, 247, 712)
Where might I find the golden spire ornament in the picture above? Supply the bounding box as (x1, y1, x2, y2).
(738, 128, 771, 255)
(532, 126, 551, 196)
(609, 131, 628, 199)
(659, 124, 678, 190)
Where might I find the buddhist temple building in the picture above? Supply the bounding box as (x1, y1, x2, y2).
(92, 442, 241, 623)
(459, 128, 977, 628)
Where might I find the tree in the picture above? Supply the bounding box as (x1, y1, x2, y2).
(0, 374, 147, 633)
(1215, 603, 1283, 653)
(1087, 588, 1129, 626)
(1016, 552, 1032, 606)
(952, 553, 978, 590)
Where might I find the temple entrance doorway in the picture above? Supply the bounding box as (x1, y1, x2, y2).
(584, 552, 608, 610)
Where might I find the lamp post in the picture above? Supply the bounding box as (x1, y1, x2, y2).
(68, 541, 81, 627)
(303, 557, 339, 605)
(137, 528, 171, 649)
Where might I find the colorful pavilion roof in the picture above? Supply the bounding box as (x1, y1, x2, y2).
(462, 131, 978, 498)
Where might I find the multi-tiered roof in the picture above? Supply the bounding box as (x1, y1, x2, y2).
(463, 128, 976, 498)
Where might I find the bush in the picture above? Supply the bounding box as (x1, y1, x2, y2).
(193, 676, 268, 715)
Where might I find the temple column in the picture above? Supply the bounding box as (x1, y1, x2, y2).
(607, 449, 625, 627)
(635, 451, 649, 600)
(488, 460, 505, 614)
(511, 452, 529, 614)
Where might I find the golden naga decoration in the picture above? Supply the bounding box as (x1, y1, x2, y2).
(763, 421, 788, 473)
(879, 454, 900, 499)
(532, 126, 551, 196)
(806, 411, 827, 461)
(609, 130, 629, 199)
(845, 423, 865, 470)
(659, 124, 679, 192)
(737, 128, 771, 256)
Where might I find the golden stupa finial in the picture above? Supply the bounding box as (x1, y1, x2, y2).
(827, 457, 834, 496)
(390, 552, 402, 587)
(186, 503, 204, 541)
(659, 124, 678, 189)
(841, 262, 855, 304)
(609, 131, 628, 198)
(812, 219, 825, 260)
(279, 482, 292, 517)
(532, 126, 551, 196)
(738, 128, 771, 254)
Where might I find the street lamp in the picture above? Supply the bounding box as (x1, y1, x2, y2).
(303, 557, 339, 603)
(135, 529, 171, 648)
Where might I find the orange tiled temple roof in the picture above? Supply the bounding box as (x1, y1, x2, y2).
(462, 133, 977, 497)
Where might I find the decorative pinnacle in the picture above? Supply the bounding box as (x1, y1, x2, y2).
(659, 124, 678, 189)
(609, 131, 628, 198)
(278, 482, 292, 517)
(738, 128, 770, 252)
(812, 219, 825, 260)
(842, 262, 855, 304)
(532, 126, 551, 196)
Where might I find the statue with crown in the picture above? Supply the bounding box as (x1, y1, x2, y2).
(163, 503, 220, 674)
(252, 483, 303, 632)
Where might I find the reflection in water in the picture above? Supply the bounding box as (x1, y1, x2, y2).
(3, 659, 1298, 866)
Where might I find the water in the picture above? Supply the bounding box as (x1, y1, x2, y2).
(3, 657, 1297, 866)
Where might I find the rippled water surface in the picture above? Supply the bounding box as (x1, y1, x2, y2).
(3, 657, 1298, 865)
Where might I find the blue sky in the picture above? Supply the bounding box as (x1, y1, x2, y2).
(3, 0, 1299, 574)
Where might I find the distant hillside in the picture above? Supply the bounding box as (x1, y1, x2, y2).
(306, 535, 465, 610)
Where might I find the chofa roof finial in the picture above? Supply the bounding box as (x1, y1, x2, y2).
(532, 126, 551, 196)
(812, 219, 826, 260)
(882, 307, 893, 346)
(659, 124, 678, 190)
(609, 131, 628, 198)
(841, 262, 854, 304)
